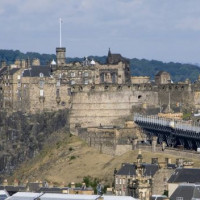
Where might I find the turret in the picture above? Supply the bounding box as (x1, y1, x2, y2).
(56, 47, 66, 66)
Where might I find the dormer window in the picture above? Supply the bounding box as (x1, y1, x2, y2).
(39, 73, 44, 78)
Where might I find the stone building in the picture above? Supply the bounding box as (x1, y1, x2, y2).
(114, 150, 159, 198)
(0, 47, 130, 114)
(155, 71, 171, 84)
(2, 44, 200, 133)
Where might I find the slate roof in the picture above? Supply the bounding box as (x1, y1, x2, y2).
(37, 187, 68, 193)
(22, 65, 51, 77)
(0, 186, 26, 196)
(0, 66, 8, 76)
(116, 163, 159, 177)
(9, 68, 20, 75)
(170, 183, 200, 200)
(168, 168, 200, 183)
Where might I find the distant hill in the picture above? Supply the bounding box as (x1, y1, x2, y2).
(0, 49, 200, 82)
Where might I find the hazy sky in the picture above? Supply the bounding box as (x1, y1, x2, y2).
(1, 0, 200, 63)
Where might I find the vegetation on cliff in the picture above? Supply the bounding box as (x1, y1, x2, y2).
(1, 49, 200, 82)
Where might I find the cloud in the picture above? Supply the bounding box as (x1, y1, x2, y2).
(1, 0, 200, 63)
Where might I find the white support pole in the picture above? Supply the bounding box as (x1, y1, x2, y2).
(59, 18, 62, 47)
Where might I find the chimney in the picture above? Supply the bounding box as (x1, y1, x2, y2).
(176, 158, 184, 167)
(39, 181, 43, 187)
(14, 179, 19, 186)
(71, 182, 75, 189)
(21, 59, 26, 68)
(14, 59, 21, 67)
(3, 179, 8, 186)
(32, 58, 40, 66)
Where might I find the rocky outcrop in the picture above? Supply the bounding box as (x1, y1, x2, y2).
(0, 109, 69, 179)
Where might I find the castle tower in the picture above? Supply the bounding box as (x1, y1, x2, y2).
(56, 47, 66, 66)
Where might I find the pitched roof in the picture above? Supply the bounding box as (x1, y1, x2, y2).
(22, 65, 51, 77)
(9, 68, 20, 75)
(37, 187, 68, 193)
(116, 163, 159, 177)
(168, 168, 200, 183)
(155, 71, 170, 76)
(170, 184, 200, 200)
(0, 66, 8, 76)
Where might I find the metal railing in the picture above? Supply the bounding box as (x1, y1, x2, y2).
(134, 113, 200, 133)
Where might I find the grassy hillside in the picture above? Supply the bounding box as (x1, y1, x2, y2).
(7, 129, 200, 187)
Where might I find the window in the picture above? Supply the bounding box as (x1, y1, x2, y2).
(84, 79, 88, 85)
(71, 72, 75, 77)
(111, 73, 116, 83)
(17, 75, 21, 80)
(56, 81, 60, 87)
(40, 90, 44, 96)
(100, 73, 104, 83)
(39, 80, 44, 88)
(119, 179, 122, 184)
(68, 88, 71, 96)
(84, 72, 88, 77)
(18, 83, 21, 88)
(56, 89, 60, 97)
(39, 73, 44, 78)
(115, 178, 118, 184)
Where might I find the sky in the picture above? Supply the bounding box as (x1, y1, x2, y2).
(1, 0, 200, 63)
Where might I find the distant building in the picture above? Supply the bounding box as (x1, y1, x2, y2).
(167, 167, 200, 196)
(155, 71, 171, 84)
(114, 150, 159, 198)
(170, 183, 200, 200)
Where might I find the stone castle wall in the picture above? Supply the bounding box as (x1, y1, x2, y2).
(70, 85, 158, 132)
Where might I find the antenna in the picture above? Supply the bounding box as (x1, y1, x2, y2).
(59, 18, 62, 47)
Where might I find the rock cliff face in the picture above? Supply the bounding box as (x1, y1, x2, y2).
(0, 109, 69, 179)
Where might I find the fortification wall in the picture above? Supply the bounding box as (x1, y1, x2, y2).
(69, 85, 158, 132)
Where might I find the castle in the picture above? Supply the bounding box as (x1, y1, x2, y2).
(1, 46, 200, 133)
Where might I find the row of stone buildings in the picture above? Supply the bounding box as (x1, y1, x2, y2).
(114, 150, 200, 200)
(0, 47, 132, 113)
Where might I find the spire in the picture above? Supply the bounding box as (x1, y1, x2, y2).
(108, 48, 111, 56)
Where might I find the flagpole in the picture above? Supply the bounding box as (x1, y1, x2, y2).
(59, 18, 62, 47)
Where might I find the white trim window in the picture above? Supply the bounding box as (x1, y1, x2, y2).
(40, 89, 44, 96)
